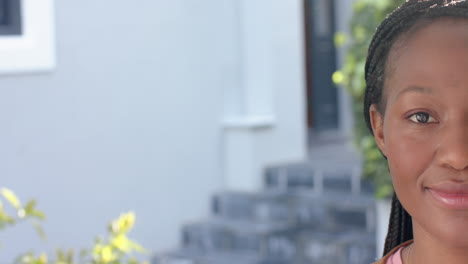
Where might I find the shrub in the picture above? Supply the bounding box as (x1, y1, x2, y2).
(333, 0, 404, 199)
(0, 188, 148, 264)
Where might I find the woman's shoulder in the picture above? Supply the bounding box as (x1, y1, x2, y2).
(372, 240, 413, 264)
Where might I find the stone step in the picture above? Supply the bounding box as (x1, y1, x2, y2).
(264, 163, 374, 195)
(153, 249, 304, 264)
(264, 164, 315, 191)
(210, 190, 375, 233)
(181, 218, 297, 258)
(181, 194, 375, 253)
(156, 149, 379, 264)
(153, 249, 260, 264)
(294, 192, 376, 233)
(297, 230, 376, 264)
(211, 191, 296, 223)
(155, 230, 375, 264)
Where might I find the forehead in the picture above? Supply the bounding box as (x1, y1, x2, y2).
(385, 18, 468, 99)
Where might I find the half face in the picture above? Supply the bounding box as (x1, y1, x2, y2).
(370, 18, 468, 247)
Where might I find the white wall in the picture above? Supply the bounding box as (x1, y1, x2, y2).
(222, 0, 307, 190)
(0, 0, 306, 260)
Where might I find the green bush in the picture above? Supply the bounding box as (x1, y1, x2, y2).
(0, 188, 148, 264)
(0, 187, 46, 239)
(333, 0, 404, 199)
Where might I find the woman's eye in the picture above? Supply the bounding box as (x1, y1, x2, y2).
(408, 112, 436, 124)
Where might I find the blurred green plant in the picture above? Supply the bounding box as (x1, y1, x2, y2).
(333, 0, 404, 199)
(0, 187, 46, 240)
(1, 187, 147, 264)
(91, 212, 147, 264)
(15, 212, 148, 264)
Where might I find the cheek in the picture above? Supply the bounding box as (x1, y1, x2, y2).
(383, 119, 435, 204)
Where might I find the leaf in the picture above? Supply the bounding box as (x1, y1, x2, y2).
(110, 212, 135, 235)
(127, 240, 147, 253)
(38, 253, 48, 264)
(1, 188, 21, 209)
(24, 200, 36, 214)
(30, 210, 46, 220)
(14, 252, 34, 264)
(57, 249, 65, 262)
(56, 249, 75, 264)
(128, 258, 138, 264)
(334, 32, 347, 47)
(100, 246, 116, 263)
(66, 249, 74, 264)
(111, 234, 131, 253)
(332, 71, 345, 85)
(376, 184, 394, 200)
(79, 249, 89, 262)
(14, 252, 49, 264)
(93, 243, 104, 255)
(24, 200, 46, 220)
(0, 202, 15, 225)
(32, 221, 47, 240)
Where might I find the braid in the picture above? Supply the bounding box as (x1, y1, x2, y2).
(363, 0, 468, 256)
(383, 193, 413, 256)
(364, 0, 468, 133)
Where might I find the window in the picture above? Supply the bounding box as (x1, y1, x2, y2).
(0, 0, 55, 74)
(0, 0, 22, 36)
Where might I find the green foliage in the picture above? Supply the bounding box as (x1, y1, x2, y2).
(15, 212, 148, 264)
(1, 188, 148, 264)
(92, 212, 147, 264)
(0, 188, 46, 239)
(333, 0, 404, 199)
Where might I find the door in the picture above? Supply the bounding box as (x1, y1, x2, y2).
(304, 0, 339, 132)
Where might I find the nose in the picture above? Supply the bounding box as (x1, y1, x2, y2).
(436, 123, 468, 171)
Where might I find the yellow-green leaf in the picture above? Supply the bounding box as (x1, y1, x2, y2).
(30, 210, 46, 220)
(111, 234, 131, 253)
(334, 32, 347, 47)
(101, 246, 116, 263)
(1, 188, 21, 209)
(128, 239, 147, 253)
(32, 222, 47, 240)
(24, 200, 36, 214)
(110, 212, 135, 235)
(332, 71, 345, 85)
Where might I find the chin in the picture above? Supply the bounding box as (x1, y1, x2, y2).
(437, 217, 468, 248)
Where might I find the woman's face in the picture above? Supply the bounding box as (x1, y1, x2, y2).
(370, 19, 468, 246)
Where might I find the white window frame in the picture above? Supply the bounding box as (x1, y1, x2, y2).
(0, 0, 56, 75)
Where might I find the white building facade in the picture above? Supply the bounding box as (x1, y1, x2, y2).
(0, 0, 360, 260)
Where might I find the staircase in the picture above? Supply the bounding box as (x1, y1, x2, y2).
(153, 137, 377, 264)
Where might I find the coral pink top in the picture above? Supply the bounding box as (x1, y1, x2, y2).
(386, 247, 403, 264)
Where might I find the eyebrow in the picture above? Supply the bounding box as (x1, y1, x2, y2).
(396, 86, 434, 99)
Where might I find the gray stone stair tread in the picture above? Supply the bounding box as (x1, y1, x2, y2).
(212, 190, 296, 208)
(157, 249, 301, 264)
(213, 190, 376, 206)
(214, 189, 294, 198)
(194, 251, 261, 264)
(185, 217, 293, 234)
(212, 190, 295, 223)
(263, 161, 373, 195)
(295, 191, 375, 205)
(298, 232, 376, 264)
(299, 229, 374, 241)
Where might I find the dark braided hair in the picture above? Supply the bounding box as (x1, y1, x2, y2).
(383, 193, 413, 255)
(362, 0, 468, 256)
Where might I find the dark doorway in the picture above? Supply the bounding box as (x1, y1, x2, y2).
(304, 0, 339, 133)
(0, 0, 22, 36)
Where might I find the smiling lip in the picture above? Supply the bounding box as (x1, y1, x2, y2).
(427, 183, 468, 210)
